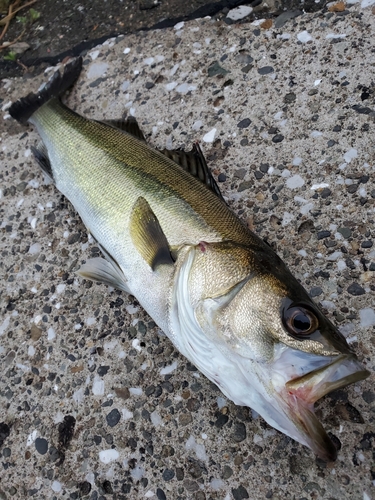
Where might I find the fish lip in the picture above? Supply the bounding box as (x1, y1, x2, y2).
(285, 354, 370, 403)
(283, 354, 370, 461)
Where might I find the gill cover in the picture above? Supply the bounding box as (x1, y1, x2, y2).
(187, 240, 346, 359)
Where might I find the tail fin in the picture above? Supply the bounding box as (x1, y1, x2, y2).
(9, 57, 83, 124)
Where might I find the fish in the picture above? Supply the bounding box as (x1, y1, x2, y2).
(9, 57, 370, 461)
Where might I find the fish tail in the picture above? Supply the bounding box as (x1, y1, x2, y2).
(9, 57, 83, 124)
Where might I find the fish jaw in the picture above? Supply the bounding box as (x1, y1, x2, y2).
(271, 347, 370, 461)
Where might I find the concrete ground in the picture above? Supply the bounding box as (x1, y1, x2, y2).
(1, 3, 375, 499)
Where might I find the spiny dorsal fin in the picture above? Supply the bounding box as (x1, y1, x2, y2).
(98, 116, 223, 199)
(99, 116, 146, 142)
(129, 197, 174, 270)
(100, 116, 223, 199)
(159, 143, 224, 201)
(9, 57, 83, 124)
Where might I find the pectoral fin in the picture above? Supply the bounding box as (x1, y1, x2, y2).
(130, 197, 174, 270)
(77, 257, 130, 293)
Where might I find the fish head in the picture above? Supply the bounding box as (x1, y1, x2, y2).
(183, 240, 370, 461)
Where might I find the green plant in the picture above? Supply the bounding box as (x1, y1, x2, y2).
(16, 15, 28, 24)
(3, 50, 17, 61)
(29, 7, 40, 21)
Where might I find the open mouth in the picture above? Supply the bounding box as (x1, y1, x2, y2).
(284, 355, 370, 461)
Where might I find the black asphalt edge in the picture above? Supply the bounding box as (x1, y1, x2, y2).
(148, 0, 261, 29)
(4, 0, 261, 70)
(19, 33, 122, 67)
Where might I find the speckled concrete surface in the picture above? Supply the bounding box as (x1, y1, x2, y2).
(1, 4, 375, 500)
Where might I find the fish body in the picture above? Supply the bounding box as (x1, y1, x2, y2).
(9, 58, 370, 461)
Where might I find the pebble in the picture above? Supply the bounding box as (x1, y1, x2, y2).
(202, 128, 216, 143)
(67, 233, 80, 244)
(79, 481, 91, 496)
(162, 468, 175, 481)
(317, 230, 331, 240)
(215, 414, 229, 428)
(232, 422, 247, 442)
(343, 148, 358, 163)
(361, 241, 373, 248)
(337, 227, 351, 238)
(335, 403, 364, 424)
(297, 30, 313, 43)
(211, 478, 225, 490)
(92, 376, 105, 395)
(222, 465, 233, 479)
(35, 437, 48, 455)
(361, 391, 375, 404)
(179, 413, 193, 426)
(227, 5, 253, 20)
(352, 104, 372, 114)
(99, 449, 119, 464)
(347, 283, 365, 296)
(286, 175, 304, 189)
(232, 485, 250, 500)
(51, 481, 62, 493)
(310, 287, 323, 297)
(234, 168, 247, 179)
(238, 181, 252, 192)
(207, 61, 229, 77)
(274, 10, 302, 28)
(359, 308, 375, 327)
(258, 66, 274, 75)
(156, 489, 167, 500)
(237, 118, 251, 129)
(272, 134, 284, 143)
(106, 409, 121, 427)
(320, 188, 332, 198)
(284, 92, 296, 103)
(160, 361, 178, 375)
(97, 365, 110, 376)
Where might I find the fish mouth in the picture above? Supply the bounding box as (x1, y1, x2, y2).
(284, 355, 370, 461)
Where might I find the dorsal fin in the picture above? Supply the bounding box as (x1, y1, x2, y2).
(100, 116, 223, 200)
(159, 143, 224, 201)
(98, 116, 146, 142)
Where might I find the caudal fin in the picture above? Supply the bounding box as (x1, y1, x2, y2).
(9, 57, 83, 124)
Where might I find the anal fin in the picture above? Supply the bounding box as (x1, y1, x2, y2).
(31, 142, 54, 180)
(77, 257, 131, 293)
(130, 197, 174, 270)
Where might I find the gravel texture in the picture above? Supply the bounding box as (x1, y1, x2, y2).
(1, 4, 375, 499)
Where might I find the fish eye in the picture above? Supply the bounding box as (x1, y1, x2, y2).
(283, 305, 319, 339)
